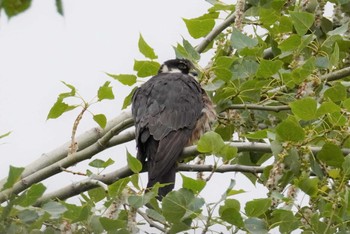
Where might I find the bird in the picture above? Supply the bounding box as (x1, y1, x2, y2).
(131, 58, 215, 199)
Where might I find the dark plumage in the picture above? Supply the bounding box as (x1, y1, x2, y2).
(131, 59, 215, 199)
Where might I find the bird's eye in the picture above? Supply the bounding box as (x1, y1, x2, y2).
(178, 63, 187, 70)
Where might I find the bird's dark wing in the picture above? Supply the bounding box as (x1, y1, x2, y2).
(132, 72, 204, 195)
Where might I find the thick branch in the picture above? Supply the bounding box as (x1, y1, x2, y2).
(33, 163, 264, 206)
(0, 116, 134, 203)
(0, 111, 133, 188)
(32, 142, 350, 206)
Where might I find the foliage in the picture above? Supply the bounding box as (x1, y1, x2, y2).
(2, 0, 350, 233)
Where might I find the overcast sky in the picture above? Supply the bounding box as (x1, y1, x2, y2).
(0, 2, 269, 230)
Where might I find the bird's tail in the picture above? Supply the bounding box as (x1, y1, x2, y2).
(143, 130, 192, 200)
(147, 163, 176, 200)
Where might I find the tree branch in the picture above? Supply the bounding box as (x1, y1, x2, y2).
(0, 111, 134, 189)
(321, 66, 350, 82)
(0, 116, 134, 203)
(30, 141, 350, 206)
(33, 163, 265, 207)
(222, 104, 290, 112)
(196, 12, 236, 53)
(268, 66, 350, 93)
(178, 164, 264, 174)
(137, 209, 167, 233)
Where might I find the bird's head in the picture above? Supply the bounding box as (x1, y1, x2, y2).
(159, 59, 198, 77)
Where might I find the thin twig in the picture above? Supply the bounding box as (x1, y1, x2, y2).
(269, 66, 350, 93)
(223, 104, 290, 112)
(69, 105, 88, 155)
(137, 209, 167, 233)
(196, 13, 236, 53)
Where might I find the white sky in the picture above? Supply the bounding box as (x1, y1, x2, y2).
(0, 0, 269, 232)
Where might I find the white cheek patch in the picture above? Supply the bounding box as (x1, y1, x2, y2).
(160, 65, 182, 74)
(167, 68, 182, 73)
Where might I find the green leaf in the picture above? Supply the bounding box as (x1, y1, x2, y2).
(2, 166, 24, 190)
(98, 81, 115, 101)
(244, 218, 268, 234)
(291, 57, 315, 84)
(317, 143, 344, 168)
(138, 34, 158, 59)
(279, 34, 301, 51)
(182, 38, 200, 61)
(2, 0, 32, 18)
(342, 155, 350, 176)
(88, 187, 106, 203)
(316, 101, 341, 116)
(298, 177, 319, 197)
(42, 201, 67, 219)
(290, 97, 317, 120)
(106, 73, 137, 86)
(328, 112, 347, 126)
(89, 158, 114, 168)
(245, 130, 268, 140)
(0, 131, 11, 140)
(214, 67, 232, 82)
(130, 173, 140, 190)
(256, 59, 283, 78)
(219, 199, 244, 227)
(215, 123, 235, 141)
(290, 11, 315, 36)
(259, 7, 279, 26)
(146, 209, 166, 224)
(18, 209, 39, 224)
(162, 188, 204, 223)
(276, 117, 305, 142)
(122, 87, 137, 110)
(55, 0, 64, 16)
(65, 204, 90, 222)
(93, 114, 107, 129)
(108, 177, 130, 197)
(47, 99, 77, 119)
(128, 191, 154, 209)
(133, 60, 160, 77)
(100, 217, 126, 231)
(315, 56, 329, 69)
(324, 83, 347, 102)
(219, 145, 237, 161)
(59, 81, 76, 99)
(231, 27, 258, 50)
(127, 151, 142, 173)
(328, 22, 349, 36)
(233, 60, 259, 79)
(174, 43, 190, 59)
(181, 174, 206, 194)
(330, 43, 339, 69)
(197, 131, 225, 154)
(220, 207, 244, 227)
(271, 209, 300, 233)
(245, 198, 271, 217)
(183, 12, 218, 39)
(16, 183, 46, 207)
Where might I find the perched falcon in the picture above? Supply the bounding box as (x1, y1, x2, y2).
(131, 58, 215, 199)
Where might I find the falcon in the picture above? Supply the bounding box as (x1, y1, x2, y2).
(131, 58, 215, 199)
